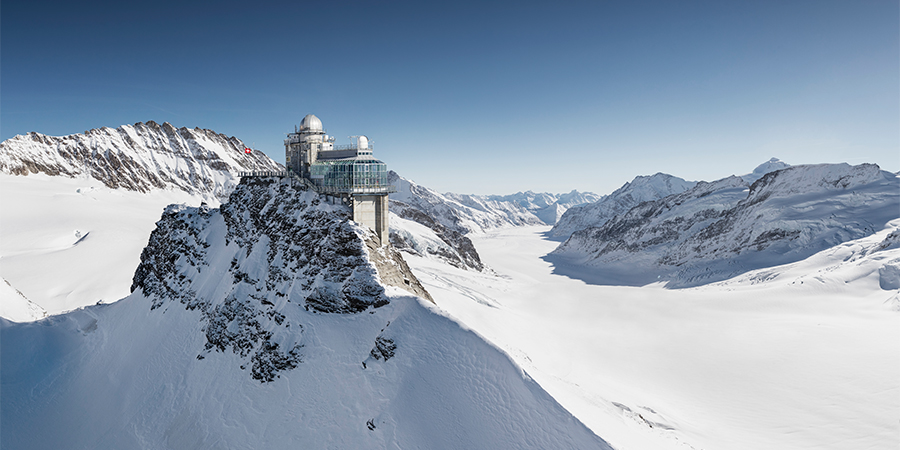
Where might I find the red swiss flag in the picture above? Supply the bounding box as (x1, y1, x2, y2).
(244, 148, 252, 154)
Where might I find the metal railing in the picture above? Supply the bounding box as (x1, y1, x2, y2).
(316, 185, 397, 195)
(238, 171, 288, 177)
(333, 143, 374, 151)
(235, 171, 395, 195)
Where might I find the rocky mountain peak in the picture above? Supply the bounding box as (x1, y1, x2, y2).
(550, 172, 696, 238)
(132, 176, 431, 381)
(0, 122, 282, 197)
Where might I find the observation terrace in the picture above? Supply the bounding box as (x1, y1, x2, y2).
(236, 170, 396, 195)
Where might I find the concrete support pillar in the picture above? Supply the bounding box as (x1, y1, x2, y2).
(351, 194, 389, 246)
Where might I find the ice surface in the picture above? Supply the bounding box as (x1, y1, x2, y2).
(0, 173, 215, 317)
(406, 224, 900, 450)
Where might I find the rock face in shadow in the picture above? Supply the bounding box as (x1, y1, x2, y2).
(389, 199, 485, 272)
(551, 163, 900, 288)
(366, 231, 435, 302)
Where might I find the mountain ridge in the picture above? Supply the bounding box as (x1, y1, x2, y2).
(550, 162, 899, 287)
(0, 121, 281, 197)
(551, 172, 697, 238)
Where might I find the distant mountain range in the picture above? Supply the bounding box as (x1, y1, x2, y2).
(387, 171, 600, 271)
(549, 161, 900, 287)
(550, 158, 792, 239)
(486, 190, 603, 225)
(550, 172, 698, 239)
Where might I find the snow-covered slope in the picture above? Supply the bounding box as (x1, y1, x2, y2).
(0, 177, 611, 450)
(550, 172, 696, 238)
(0, 174, 218, 320)
(403, 223, 899, 450)
(0, 121, 281, 196)
(551, 163, 900, 287)
(0, 122, 283, 319)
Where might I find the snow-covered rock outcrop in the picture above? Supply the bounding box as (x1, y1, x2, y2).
(550, 163, 900, 287)
(390, 171, 545, 235)
(130, 176, 430, 380)
(390, 201, 486, 271)
(388, 171, 543, 272)
(0, 121, 281, 197)
(0, 176, 611, 449)
(550, 172, 697, 238)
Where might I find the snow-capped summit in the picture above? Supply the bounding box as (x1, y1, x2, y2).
(746, 161, 882, 201)
(550, 162, 900, 287)
(550, 172, 696, 238)
(0, 176, 612, 450)
(0, 121, 281, 197)
(550, 159, 799, 239)
(741, 157, 791, 184)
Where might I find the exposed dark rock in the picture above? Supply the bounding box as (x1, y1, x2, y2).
(370, 336, 396, 361)
(389, 200, 484, 272)
(131, 176, 431, 381)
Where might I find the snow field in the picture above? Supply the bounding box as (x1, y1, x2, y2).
(405, 225, 900, 450)
(0, 173, 217, 320)
(1, 288, 612, 449)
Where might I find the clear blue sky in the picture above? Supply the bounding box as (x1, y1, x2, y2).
(2, 0, 897, 195)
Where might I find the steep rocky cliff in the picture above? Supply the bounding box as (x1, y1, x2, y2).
(0, 121, 281, 197)
(132, 176, 432, 380)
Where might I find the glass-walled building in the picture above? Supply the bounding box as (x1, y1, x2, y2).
(309, 158, 391, 194)
(283, 114, 395, 245)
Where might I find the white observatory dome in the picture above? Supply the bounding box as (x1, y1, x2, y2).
(299, 114, 323, 132)
(357, 135, 369, 150)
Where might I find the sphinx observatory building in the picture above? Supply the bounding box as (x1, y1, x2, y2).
(285, 114, 395, 245)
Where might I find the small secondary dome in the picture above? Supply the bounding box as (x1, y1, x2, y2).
(300, 114, 323, 132)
